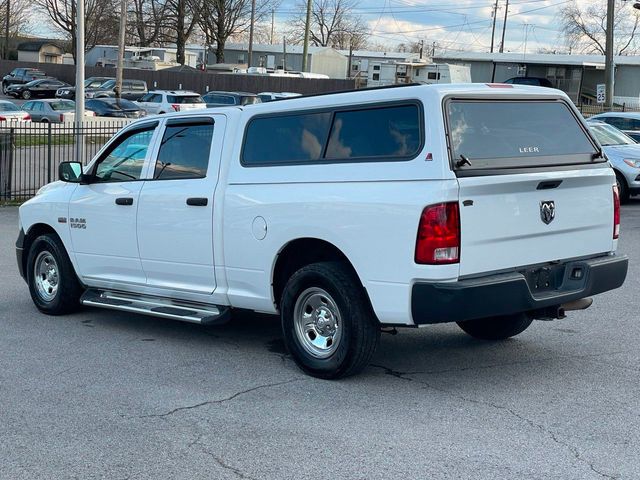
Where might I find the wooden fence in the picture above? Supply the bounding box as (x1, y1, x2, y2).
(0, 60, 356, 96)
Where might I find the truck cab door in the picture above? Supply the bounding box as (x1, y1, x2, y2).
(68, 122, 160, 285)
(136, 115, 225, 294)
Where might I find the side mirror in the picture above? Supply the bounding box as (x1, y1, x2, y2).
(58, 161, 83, 182)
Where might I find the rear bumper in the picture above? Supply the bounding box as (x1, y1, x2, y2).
(411, 254, 628, 324)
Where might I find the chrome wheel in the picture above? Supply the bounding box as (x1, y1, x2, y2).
(293, 287, 342, 359)
(33, 251, 59, 303)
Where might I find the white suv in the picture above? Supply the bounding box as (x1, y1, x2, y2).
(136, 90, 206, 114)
(16, 84, 628, 378)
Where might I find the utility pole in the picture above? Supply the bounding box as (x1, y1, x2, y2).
(302, 0, 312, 72)
(115, 0, 126, 100)
(604, 0, 615, 109)
(419, 39, 424, 59)
(283, 36, 287, 71)
(271, 8, 275, 45)
(74, 0, 85, 163)
(490, 0, 499, 53)
(248, 0, 256, 67)
(347, 39, 353, 78)
(432, 41, 436, 57)
(3, 0, 9, 60)
(499, 0, 509, 53)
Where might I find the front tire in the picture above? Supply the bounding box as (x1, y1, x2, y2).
(281, 261, 380, 379)
(457, 313, 533, 340)
(22, 90, 32, 100)
(27, 234, 83, 315)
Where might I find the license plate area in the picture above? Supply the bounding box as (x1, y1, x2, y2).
(522, 264, 566, 293)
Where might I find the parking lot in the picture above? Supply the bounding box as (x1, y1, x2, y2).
(0, 203, 639, 479)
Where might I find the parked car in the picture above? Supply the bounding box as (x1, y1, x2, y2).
(136, 90, 206, 114)
(86, 79, 148, 101)
(6, 79, 70, 100)
(16, 83, 628, 379)
(22, 99, 95, 123)
(56, 77, 114, 100)
(85, 98, 146, 118)
(0, 100, 31, 122)
(588, 120, 640, 202)
(257, 92, 302, 102)
(2, 68, 47, 94)
(202, 91, 261, 107)
(589, 112, 640, 142)
(503, 77, 554, 88)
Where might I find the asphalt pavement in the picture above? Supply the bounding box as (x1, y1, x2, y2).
(1, 204, 639, 480)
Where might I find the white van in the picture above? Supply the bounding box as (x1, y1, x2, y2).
(16, 83, 628, 378)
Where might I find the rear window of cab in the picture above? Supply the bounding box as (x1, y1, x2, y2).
(241, 102, 423, 166)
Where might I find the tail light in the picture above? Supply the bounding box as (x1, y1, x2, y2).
(60, 114, 64, 122)
(171, 104, 180, 112)
(23, 114, 31, 121)
(613, 185, 620, 239)
(0, 116, 5, 121)
(415, 202, 460, 264)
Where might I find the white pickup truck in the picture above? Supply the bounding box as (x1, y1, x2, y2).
(16, 84, 628, 378)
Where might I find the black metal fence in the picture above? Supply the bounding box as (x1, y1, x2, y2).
(577, 103, 640, 118)
(0, 121, 127, 201)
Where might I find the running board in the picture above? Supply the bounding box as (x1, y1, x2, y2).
(80, 289, 229, 325)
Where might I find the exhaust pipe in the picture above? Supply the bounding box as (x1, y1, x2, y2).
(561, 297, 593, 312)
(532, 297, 593, 321)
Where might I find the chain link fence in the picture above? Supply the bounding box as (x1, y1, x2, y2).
(0, 120, 129, 202)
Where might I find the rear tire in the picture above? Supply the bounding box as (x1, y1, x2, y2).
(456, 313, 533, 340)
(26, 234, 83, 315)
(22, 90, 31, 100)
(615, 172, 630, 203)
(281, 261, 380, 379)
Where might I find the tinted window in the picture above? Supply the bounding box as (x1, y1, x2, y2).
(600, 117, 629, 130)
(243, 103, 422, 165)
(205, 95, 235, 105)
(94, 128, 154, 182)
(447, 101, 596, 166)
(628, 119, 640, 131)
(243, 112, 332, 165)
(154, 122, 214, 179)
(167, 95, 204, 104)
(325, 105, 421, 159)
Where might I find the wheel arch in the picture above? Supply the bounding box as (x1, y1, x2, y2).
(271, 237, 373, 313)
(21, 223, 67, 279)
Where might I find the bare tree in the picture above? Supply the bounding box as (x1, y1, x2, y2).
(128, 0, 171, 46)
(286, 0, 369, 49)
(560, 0, 640, 55)
(34, 0, 119, 60)
(0, 0, 33, 38)
(198, 0, 273, 64)
(164, 0, 200, 64)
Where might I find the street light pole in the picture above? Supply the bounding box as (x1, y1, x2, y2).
(115, 0, 127, 100)
(604, 0, 615, 109)
(248, 0, 256, 67)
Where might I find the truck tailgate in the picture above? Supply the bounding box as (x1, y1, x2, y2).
(457, 168, 615, 276)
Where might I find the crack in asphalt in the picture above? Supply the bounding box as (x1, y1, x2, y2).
(371, 364, 619, 480)
(188, 433, 260, 480)
(140, 379, 301, 419)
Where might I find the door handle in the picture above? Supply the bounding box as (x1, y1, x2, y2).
(186, 197, 208, 206)
(115, 197, 134, 206)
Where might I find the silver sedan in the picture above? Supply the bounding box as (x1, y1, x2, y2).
(588, 120, 640, 202)
(21, 99, 90, 123)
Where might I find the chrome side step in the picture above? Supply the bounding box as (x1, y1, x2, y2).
(80, 289, 229, 325)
